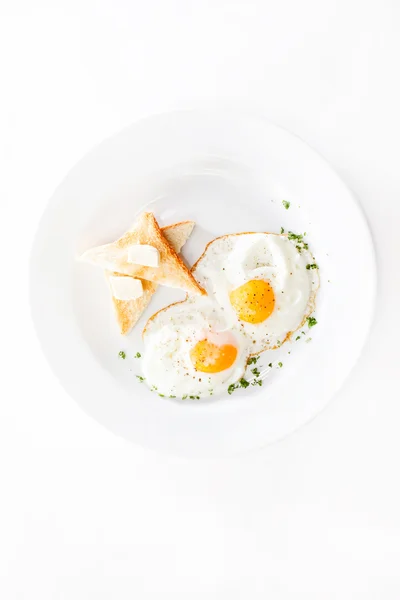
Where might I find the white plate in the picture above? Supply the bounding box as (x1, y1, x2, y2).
(30, 110, 376, 457)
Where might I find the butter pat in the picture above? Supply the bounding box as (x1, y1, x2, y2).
(109, 276, 143, 300)
(127, 244, 160, 267)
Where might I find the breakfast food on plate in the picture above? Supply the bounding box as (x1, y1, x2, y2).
(105, 221, 195, 335)
(79, 208, 319, 399)
(80, 212, 205, 295)
(191, 232, 318, 353)
(141, 231, 319, 398)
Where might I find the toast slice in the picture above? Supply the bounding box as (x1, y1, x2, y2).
(105, 221, 195, 335)
(81, 212, 205, 295)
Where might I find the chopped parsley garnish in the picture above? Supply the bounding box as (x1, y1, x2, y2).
(287, 231, 303, 242)
(282, 200, 290, 210)
(306, 263, 318, 270)
(169, 395, 176, 398)
(287, 230, 309, 253)
(118, 351, 126, 359)
(182, 395, 188, 400)
(251, 367, 260, 377)
(280, 226, 285, 234)
(228, 378, 250, 395)
(268, 363, 273, 368)
(247, 356, 260, 365)
(136, 375, 145, 382)
(307, 316, 317, 328)
(134, 352, 141, 358)
(158, 393, 165, 397)
(189, 395, 200, 400)
(295, 335, 301, 341)
(252, 379, 263, 386)
(278, 362, 283, 368)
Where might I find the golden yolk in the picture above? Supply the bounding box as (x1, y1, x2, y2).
(190, 339, 238, 373)
(229, 279, 275, 324)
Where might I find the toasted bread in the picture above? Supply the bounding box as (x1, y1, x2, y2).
(105, 220, 195, 335)
(81, 212, 205, 295)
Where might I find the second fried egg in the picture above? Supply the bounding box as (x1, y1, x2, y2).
(142, 296, 250, 398)
(192, 233, 319, 353)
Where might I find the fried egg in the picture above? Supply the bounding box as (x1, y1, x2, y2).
(142, 296, 250, 398)
(192, 233, 319, 353)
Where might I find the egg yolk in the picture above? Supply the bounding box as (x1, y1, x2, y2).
(190, 339, 238, 373)
(229, 279, 275, 324)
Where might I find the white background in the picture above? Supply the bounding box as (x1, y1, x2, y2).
(1, 0, 400, 598)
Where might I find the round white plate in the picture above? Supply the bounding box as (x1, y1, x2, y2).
(30, 110, 376, 457)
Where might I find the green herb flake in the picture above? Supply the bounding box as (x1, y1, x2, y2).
(182, 395, 188, 400)
(247, 356, 260, 365)
(306, 263, 318, 270)
(278, 362, 283, 368)
(228, 378, 251, 394)
(282, 200, 291, 210)
(307, 316, 317, 328)
(158, 393, 165, 397)
(251, 367, 260, 377)
(288, 231, 303, 242)
(268, 363, 273, 368)
(189, 395, 200, 400)
(252, 379, 263, 386)
(287, 230, 311, 253)
(134, 352, 141, 358)
(295, 335, 301, 341)
(136, 375, 145, 382)
(118, 351, 126, 359)
(280, 227, 285, 234)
